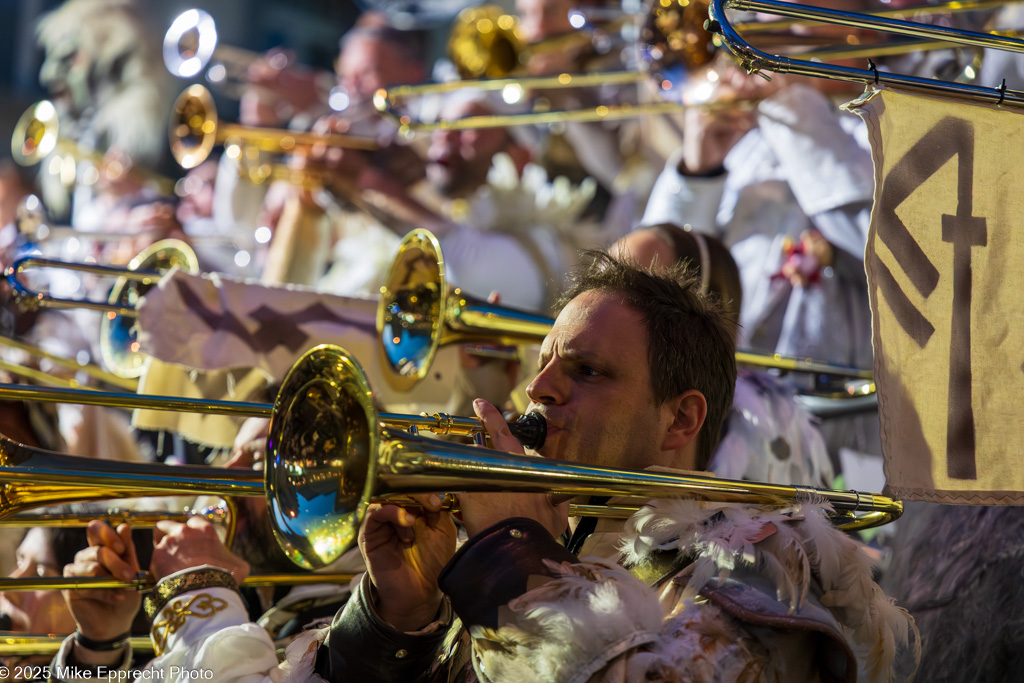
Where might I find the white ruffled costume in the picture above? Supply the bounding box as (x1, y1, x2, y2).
(51, 501, 917, 683)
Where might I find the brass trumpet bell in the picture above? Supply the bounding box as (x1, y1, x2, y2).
(449, 5, 523, 79)
(376, 229, 552, 391)
(11, 101, 59, 166)
(169, 84, 377, 171)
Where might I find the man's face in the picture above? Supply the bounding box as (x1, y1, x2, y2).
(426, 102, 513, 198)
(516, 0, 575, 43)
(526, 289, 669, 470)
(337, 36, 419, 103)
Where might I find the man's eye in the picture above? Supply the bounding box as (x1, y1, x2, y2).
(579, 365, 600, 377)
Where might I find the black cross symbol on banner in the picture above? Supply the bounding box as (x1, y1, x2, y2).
(876, 116, 987, 480)
(173, 279, 377, 355)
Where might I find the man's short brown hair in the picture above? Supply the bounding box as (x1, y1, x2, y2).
(556, 252, 737, 470)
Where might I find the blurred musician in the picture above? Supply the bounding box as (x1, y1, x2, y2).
(256, 16, 433, 292)
(33, 0, 175, 225)
(512, 0, 658, 230)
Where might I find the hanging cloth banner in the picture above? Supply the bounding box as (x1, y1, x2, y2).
(848, 86, 1024, 503)
(135, 269, 462, 412)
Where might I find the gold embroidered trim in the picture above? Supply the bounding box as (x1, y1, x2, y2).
(151, 593, 229, 656)
(144, 567, 238, 621)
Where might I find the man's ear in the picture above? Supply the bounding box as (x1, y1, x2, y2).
(661, 390, 707, 452)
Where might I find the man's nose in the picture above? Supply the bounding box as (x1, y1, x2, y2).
(526, 362, 567, 405)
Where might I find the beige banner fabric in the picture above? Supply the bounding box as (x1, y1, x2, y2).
(134, 269, 462, 414)
(849, 87, 1024, 503)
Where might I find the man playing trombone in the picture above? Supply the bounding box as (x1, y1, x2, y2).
(49, 254, 916, 682)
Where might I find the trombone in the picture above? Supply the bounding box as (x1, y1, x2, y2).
(6, 239, 199, 379)
(377, 229, 874, 391)
(707, 0, 1024, 105)
(267, 345, 899, 569)
(0, 343, 900, 572)
(374, 0, 1023, 132)
(11, 101, 175, 194)
(169, 84, 377, 171)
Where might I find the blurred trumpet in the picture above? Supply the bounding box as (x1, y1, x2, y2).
(169, 84, 377, 170)
(163, 8, 261, 94)
(448, 4, 630, 79)
(163, 8, 335, 106)
(11, 101, 175, 193)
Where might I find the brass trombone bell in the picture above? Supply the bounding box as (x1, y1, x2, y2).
(376, 229, 875, 390)
(169, 84, 377, 170)
(265, 344, 901, 570)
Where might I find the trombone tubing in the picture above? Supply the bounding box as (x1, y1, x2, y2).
(0, 635, 151, 656)
(0, 572, 355, 593)
(2, 508, 221, 528)
(7, 256, 164, 317)
(0, 383, 527, 437)
(742, 0, 1020, 33)
(710, 0, 1024, 106)
(372, 428, 903, 529)
(0, 335, 138, 391)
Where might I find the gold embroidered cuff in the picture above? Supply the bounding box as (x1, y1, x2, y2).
(144, 567, 238, 621)
(151, 592, 230, 656)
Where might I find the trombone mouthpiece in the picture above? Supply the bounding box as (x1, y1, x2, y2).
(510, 412, 546, 451)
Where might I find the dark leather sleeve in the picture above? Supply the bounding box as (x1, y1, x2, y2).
(438, 518, 578, 629)
(313, 574, 450, 683)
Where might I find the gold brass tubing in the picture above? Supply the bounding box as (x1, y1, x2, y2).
(215, 122, 378, 153)
(0, 360, 98, 391)
(376, 71, 646, 104)
(0, 635, 152, 656)
(741, 0, 1018, 33)
(734, 351, 874, 381)
(8, 256, 164, 317)
(0, 383, 273, 417)
(0, 383, 539, 436)
(374, 427, 904, 528)
(566, 501, 900, 531)
(3, 507, 220, 528)
(0, 336, 138, 391)
(0, 573, 356, 593)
